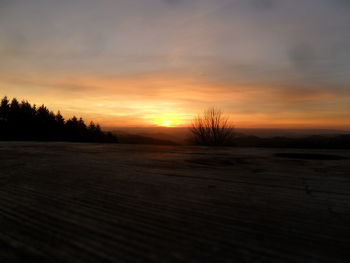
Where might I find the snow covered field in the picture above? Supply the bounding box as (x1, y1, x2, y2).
(0, 142, 349, 262)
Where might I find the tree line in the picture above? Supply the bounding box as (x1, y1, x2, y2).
(0, 96, 118, 143)
(2, 97, 346, 148)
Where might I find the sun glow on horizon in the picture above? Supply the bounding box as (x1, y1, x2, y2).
(158, 120, 173, 127)
(156, 117, 182, 127)
(145, 112, 185, 127)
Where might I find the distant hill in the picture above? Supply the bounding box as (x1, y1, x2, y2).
(111, 127, 189, 144)
(116, 131, 178, 145)
(236, 128, 350, 138)
(110, 126, 350, 148)
(234, 134, 350, 149)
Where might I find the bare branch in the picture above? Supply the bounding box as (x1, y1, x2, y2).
(189, 107, 235, 146)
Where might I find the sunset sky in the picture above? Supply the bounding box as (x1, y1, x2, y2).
(0, 0, 349, 129)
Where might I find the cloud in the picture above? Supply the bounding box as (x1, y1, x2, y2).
(289, 43, 315, 70)
(0, 0, 16, 10)
(251, 0, 276, 10)
(162, 0, 185, 5)
(331, 0, 350, 8)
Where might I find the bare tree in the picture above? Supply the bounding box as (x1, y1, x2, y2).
(189, 107, 235, 146)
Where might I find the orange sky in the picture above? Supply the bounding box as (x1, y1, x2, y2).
(1, 0, 350, 130)
(2, 71, 349, 129)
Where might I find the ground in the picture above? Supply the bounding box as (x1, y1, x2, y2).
(0, 142, 350, 262)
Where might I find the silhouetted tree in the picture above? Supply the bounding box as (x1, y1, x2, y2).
(0, 96, 118, 143)
(189, 107, 235, 146)
(0, 96, 10, 119)
(56, 111, 65, 125)
(0, 97, 10, 138)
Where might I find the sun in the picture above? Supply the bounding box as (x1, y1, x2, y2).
(153, 113, 183, 127)
(159, 120, 173, 127)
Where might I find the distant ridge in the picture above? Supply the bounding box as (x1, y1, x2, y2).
(110, 126, 350, 139)
(116, 131, 178, 145)
(111, 127, 350, 148)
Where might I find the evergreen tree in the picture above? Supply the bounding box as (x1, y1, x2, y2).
(0, 96, 118, 143)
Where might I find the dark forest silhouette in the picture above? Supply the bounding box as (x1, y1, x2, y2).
(0, 96, 118, 143)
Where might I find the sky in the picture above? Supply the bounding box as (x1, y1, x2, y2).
(0, 0, 349, 129)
